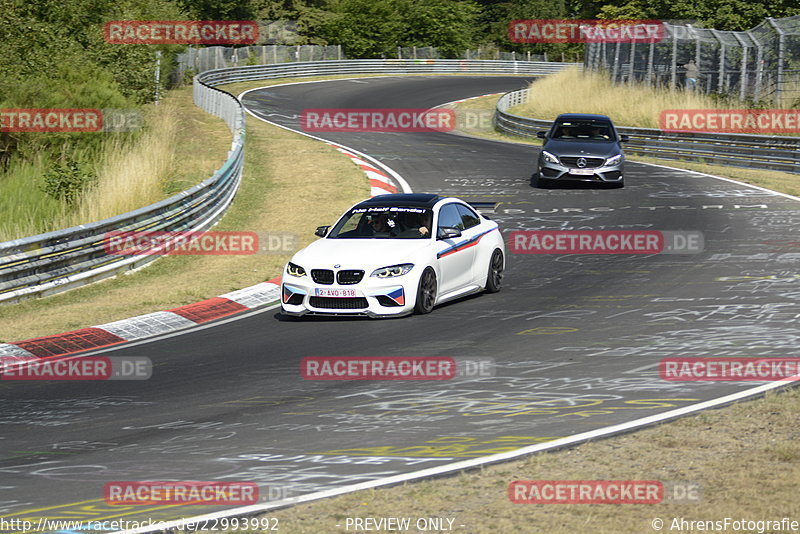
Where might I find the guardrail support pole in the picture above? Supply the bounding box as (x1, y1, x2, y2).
(711, 30, 726, 93)
(628, 41, 636, 84)
(767, 18, 785, 105)
(670, 31, 678, 90)
(733, 33, 749, 101)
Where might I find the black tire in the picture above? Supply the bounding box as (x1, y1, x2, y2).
(485, 249, 504, 293)
(414, 267, 437, 314)
(533, 175, 552, 188)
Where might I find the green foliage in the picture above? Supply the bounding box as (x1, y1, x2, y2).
(395, 0, 482, 57)
(41, 156, 97, 205)
(177, 0, 258, 20)
(594, 0, 799, 31)
(309, 0, 402, 58)
(1, 0, 796, 232)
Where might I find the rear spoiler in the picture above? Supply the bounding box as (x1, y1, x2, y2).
(467, 201, 498, 216)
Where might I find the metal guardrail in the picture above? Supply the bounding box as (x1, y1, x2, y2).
(194, 59, 575, 86)
(0, 60, 573, 304)
(496, 88, 800, 174)
(0, 80, 245, 304)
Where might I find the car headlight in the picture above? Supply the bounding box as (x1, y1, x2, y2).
(605, 154, 624, 166)
(541, 150, 559, 164)
(370, 264, 414, 278)
(286, 262, 306, 277)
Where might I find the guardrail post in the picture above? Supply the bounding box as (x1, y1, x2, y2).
(628, 41, 636, 84)
(767, 18, 786, 105)
(711, 30, 726, 93)
(733, 33, 749, 100)
(611, 41, 621, 82)
(754, 41, 764, 100)
(670, 29, 678, 90)
(154, 50, 161, 105)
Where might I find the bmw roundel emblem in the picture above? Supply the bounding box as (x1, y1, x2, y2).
(577, 157, 587, 168)
(334, 264, 341, 268)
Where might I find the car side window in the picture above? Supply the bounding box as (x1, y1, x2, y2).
(456, 204, 481, 229)
(438, 204, 464, 231)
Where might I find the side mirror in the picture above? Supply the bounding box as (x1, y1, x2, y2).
(437, 227, 462, 240)
(315, 225, 330, 237)
(536, 131, 547, 139)
(620, 134, 629, 143)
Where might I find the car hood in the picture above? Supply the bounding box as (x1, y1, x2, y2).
(289, 238, 433, 272)
(542, 139, 622, 158)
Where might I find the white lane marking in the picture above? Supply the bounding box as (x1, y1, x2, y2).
(632, 160, 800, 203)
(239, 80, 417, 194)
(115, 378, 796, 534)
(113, 82, 800, 533)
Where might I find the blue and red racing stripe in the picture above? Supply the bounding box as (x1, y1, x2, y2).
(437, 227, 498, 259)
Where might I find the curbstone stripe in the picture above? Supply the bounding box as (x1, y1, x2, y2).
(1, 141, 399, 361)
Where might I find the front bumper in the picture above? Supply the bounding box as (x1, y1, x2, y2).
(281, 280, 414, 318)
(538, 159, 623, 183)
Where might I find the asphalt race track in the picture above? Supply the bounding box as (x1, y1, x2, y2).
(1, 76, 799, 531)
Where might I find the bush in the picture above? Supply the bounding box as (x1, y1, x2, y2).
(41, 157, 96, 205)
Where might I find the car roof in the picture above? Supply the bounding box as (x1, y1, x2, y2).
(555, 113, 613, 122)
(355, 193, 441, 209)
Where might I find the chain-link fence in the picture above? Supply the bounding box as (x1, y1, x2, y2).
(585, 15, 800, 106)
(395, 46, 544, 61)
(176, 45, 548, 82)
(174, 45, 344, 83)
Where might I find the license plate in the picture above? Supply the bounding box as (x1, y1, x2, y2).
(315, 288, 357, 297)
(569, 168, 595, 175)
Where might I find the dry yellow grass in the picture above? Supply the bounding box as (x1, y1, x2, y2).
(512, 67, 729, 127)
(252, 387, 800, 534)
(0, 83, 367, 342)
(455, 92, 800, 198)
(57, 102, 179, 227)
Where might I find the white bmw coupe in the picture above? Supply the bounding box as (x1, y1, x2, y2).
(280, 193, 505, 318)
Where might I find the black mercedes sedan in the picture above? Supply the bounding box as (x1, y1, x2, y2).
(533, 113, 628, 188)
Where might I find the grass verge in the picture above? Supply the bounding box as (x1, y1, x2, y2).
(0, 101, 183, 242)
(0, 72, 528, 342)
(0, 79, 368, 342)
(251, 387, 800, 533)
(246, 82, 800, 532)
(509, 67, 798, 127)
(451, 93, 800, 197)
(260, 87, 800, 534)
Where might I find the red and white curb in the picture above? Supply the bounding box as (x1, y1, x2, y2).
(330, 144, 398, 196)
(0, 83, 411, 365)
(0, 277, 282, 363)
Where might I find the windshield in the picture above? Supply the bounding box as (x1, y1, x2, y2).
(551, 120, 615, 141)
(327, 206, 433, 239)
